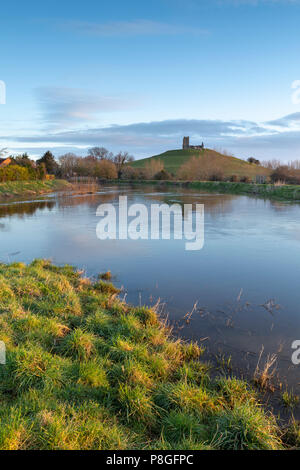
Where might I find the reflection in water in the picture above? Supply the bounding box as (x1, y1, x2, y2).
(0, 200, 55, 220)
(0, 185, 299, 395)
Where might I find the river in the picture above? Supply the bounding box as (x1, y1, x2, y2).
(0, 184, 299, 395)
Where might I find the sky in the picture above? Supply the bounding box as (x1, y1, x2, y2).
(0, 0, 300, 161)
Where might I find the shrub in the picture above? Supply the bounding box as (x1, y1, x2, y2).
(209, 170, 224, 181)
(271, 166, 300, 184)
(94, 160, 117, 179)
(178, 156, 224, 182)
(240, 176, 251, 183)
(154, 169, 171, 180)
(230, 174, 239, 182)
(144, 159, 164, 179)
(0, 165, 31, 182)
(120, 166, 145, 180)
(247, 157, 260, 165)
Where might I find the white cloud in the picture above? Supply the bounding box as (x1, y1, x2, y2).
(60, 19, 207, 37)
(35, 87, 137, 128)
(2, 113, 300, 160)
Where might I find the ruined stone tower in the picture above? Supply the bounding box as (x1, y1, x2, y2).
(182, 136, 204, 150)
(183, 136, 190, 149)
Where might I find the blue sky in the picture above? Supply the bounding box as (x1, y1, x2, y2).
(1, 0, 300, 160)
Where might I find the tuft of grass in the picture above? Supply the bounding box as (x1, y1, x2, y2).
(209, 404, 282, 450)
(161, 411, 208, 444)
(94, 280, 120, 295)
(118, 384, 155, 424)
(253, 347, 277, 391)
(77, 360, 109, 388)
(281, 390, 299, 409)
(283, 419, 300, 449)
(0, 260, 286, 450)
(61, 328, 96, 361)
(99, 271, 112, 281)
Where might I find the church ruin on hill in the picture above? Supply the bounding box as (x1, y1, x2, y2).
(182, 137, 204, 150)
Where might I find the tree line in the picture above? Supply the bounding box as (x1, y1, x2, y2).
(0, 148, 135, 182)
(2, 146, 300, 185)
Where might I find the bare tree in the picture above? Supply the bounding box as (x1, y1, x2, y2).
(88, 147, 114, 160)
(59, 153, 79, 176)
(113, 151, 134, 178)
(145, 159, 164, 179)
(178, 155, 224, 181)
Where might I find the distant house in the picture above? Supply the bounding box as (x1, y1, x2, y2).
(0, 157, 11, 168)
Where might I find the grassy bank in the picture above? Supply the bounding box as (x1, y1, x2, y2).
(188, 181, 300, 201)
(117, 180, 300, 202)
(0, 260, 295, 450)
(0, 180, 72, 200)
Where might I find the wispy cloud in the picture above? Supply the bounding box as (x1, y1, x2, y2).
(35, 87, 137, 128)
(266, 112, 300, 128)
(59, 19, 207, 37)
(3, 113, 300, 160)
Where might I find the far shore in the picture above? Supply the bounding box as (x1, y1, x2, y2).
(1, 178, 300, 204)
(111, 179, 300, 202)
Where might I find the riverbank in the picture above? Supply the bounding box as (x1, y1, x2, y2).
(0, 259, 297, 450)
(116, 180, 300, 202)
(0, 180, 72, 200)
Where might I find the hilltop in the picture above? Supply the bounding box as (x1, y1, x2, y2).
(130, 148, 270, 179)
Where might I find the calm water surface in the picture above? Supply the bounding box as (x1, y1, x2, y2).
(0, 185, 299, 393)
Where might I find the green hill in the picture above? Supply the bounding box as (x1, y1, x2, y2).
(131, 148, 270, 179)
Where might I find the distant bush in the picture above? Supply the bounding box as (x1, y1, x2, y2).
(240, 176, 251, 183)
(120, 166, 147, 180)
(0, 165, 32, 182)
(144, 159, 164, 179)
(58, 151, 132, 180)
(262, 159, 300, 170)
(37, 163, 47, 180)
(9, 154, 47, 181)
(178, 156, 225, 182)
(154, 169, 172, 180)
(247, 157, 260, 165)
(270, 166, 300, 185)
(94, 160, 118, 179)
(229, 174, 239, 182)
(209, 170, 224, 182)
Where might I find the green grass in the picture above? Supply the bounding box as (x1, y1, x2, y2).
(0, 260, 286, 450)
(0, 180, 72, 200)
(118, 179, 300, 202)
(130, 148, 270, 178)
(283, 419, 300, 448)
(187, 181, 300, 200)
(281, 390, 299, 409)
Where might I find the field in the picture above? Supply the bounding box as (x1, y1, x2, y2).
(130, 148, 271, 179)
(0, 260, 298, 450)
